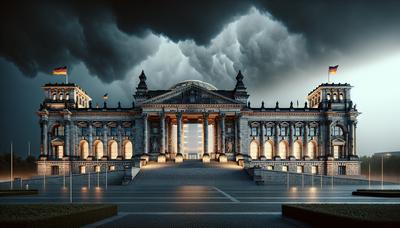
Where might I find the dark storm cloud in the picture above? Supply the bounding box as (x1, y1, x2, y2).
(2, 0, 400, 84)
(0, 0, 252, 82)
(255, 0, 400, 56)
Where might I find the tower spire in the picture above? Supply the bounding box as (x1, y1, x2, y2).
(233, 70, 249, 104)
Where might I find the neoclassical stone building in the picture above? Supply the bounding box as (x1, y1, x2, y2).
(37, 71, 360, 176)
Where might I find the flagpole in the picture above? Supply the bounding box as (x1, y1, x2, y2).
(66, 73, 68, 84)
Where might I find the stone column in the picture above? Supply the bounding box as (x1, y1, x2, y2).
(220, 113, 226, 154)
(176, 112, 183, 154)
(88, 122, 93, 157)
(203, 112, 209, 155)
(42, 119, 48, 156)
(289, 122, 294, 158)
(143, 113, 149, 154)
(74, 123, 78, 157)
(215, 117, 219, 153)
(65, 120, 70, 158)
(235, 114, 241, 154)
(353, 122, 357, 156)
(160, 112, 166, 154)
(167, 118, 173, 153)
(103, 123, 108, 158)
(259, 121, 265, 158)
(274, 123, 279, 158)
(303, 123, 308, 158)
(117, 123, 123, 158)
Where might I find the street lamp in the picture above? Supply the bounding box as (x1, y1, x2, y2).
(381, 153, 391, 190)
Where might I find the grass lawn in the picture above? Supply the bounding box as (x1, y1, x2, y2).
(0, 189, 38, 197)
(282, 204, 400, 226)
(0, 204, 117, 227)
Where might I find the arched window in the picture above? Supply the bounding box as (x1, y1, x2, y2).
(333, 93, 337, 101)
(307, 141, 317, 159)
(109, 140, 118, 159)
(65, 93, 69, 100)
(79, 140, 89, 159)
(339, 93, 344, 101)
(249, 140, 259, 160)
(264, 141, 273, 159)
(53, 125, 64, 136)
(280, 126, 287, 136)
(124, 140, 133, 159)
(279, 141, 288, 159)
(326, 93, 331, 100)
(59, 92, 63, 100)
(293, 141, 302, 159)
(52, 93, 57, 100)
(94, 140, 103, 159)
(332, 126, 344, 136)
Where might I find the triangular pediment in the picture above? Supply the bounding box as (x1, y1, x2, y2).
(142, 84, 242, 105)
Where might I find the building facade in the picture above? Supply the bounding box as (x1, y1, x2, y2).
(37, 71, 360, 176)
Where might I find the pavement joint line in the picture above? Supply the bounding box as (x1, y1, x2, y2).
(118, 212, 282, 215)
(213, 186, 239, 202)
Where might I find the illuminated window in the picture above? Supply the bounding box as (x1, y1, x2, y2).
(282, 165, 288, 172)
(95, 165, 100, 172)
(59, 93, 63, 100)
(65, 93, 69, 100)
(339, 93, 344, 101)
(333, 93, 337, 101)
(326, 93, 331, 100)
(311, 166, 318, 174)
(79, 166, 86, 174)
(109, 165, 115, 171)
(52, 93, 57, 100)
(267, 165, 273, 170)
(296, 166, 303, 173)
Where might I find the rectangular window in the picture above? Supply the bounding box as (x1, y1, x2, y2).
(280, 127, 286, 136)
(109, 165, 115, 171)
(295, 127, 301, 136)
(227, 127, 232, 134)
(266, 127, 273, 136)
(296, 166, 303, 173)
(81, 127, 88, 136)
(309, 127, 315, 136)
(111, 127, 117, 136)
(267, 165, 273, 170)
(338, 166, 346, 175)
(79, 165, 86, 174)
(124, 127, 131, 136)
(96, 127, 102, 136)
(152, 127, 159, 134)
(95, 165, 100, 173)
(311, 166, 318, 174)
(282, 165, 288, 172)
(251, 127, 258, 136)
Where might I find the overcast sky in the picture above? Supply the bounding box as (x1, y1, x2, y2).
(0, 0, 399, 157)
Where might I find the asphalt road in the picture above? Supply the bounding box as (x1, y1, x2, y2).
(1, 161, 399, 227)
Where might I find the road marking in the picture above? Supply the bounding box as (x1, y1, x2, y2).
(213, 187, 239, 202)
(83, 213, 128, 228)
(118, 212, 281, 215)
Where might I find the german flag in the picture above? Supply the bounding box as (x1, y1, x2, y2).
(52, 66, 67, 75)
(328, 65, 339, 74)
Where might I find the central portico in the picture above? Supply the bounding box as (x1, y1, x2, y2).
(137, 78, 246, 162)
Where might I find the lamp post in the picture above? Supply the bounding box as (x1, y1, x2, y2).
(10, 142, 13, 190)
(381, 153, 391, 190)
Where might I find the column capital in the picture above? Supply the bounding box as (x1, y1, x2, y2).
(142, 113, 148, 119)
(202, 112, 209, 119)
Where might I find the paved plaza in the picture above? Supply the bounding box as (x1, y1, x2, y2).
(1, 161, 398, 227)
